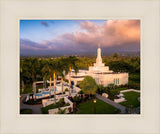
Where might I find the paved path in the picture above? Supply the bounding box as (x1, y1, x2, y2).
(95, 93, 126, 114)
(20, 94, 43, 114)
(120, 89, 140, 93)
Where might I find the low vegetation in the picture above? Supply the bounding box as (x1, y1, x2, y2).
(119, 91, 140, 108)
(41, 98, 70, 114)
(20, 109, 32, 114)
(77, 99, 120, 114)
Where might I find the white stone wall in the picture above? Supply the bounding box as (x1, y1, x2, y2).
(48, 97, 73, 114)
(102, 73, 128, 86)
(120, 89, 140, 93)
(66, 72, 128, 87)
(48, 105, 71, 114)
(42, 98, 58, 107)
(114, 97, 126, 103)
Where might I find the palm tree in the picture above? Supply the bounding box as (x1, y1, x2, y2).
(56, 57, 68, 95)
(50, 59, 60, 104)
(42, 59, 53, 97)
(65, 56, 79, 96)
(27, 58, 40, 83)
(41, 59, 49, 90)
(23, 58, 40, 101)
(25, 58, 40, 98)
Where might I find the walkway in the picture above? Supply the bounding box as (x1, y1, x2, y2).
(20, 94, 43, 114)
(95, 93, 126, 114)
(120, 89, 140, 93)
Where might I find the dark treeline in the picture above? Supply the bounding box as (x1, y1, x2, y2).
(20, 53, 140, 91)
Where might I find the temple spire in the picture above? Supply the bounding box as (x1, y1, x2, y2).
(96, 44, 102, 65)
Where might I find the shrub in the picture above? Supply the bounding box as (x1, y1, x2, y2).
(97, 85, 106, 94)
(107, 84, 115, 90)
(58, 98, 65, 107)
(20, 109, 32, 114)
(71, 81, 74, 85)
(65, 88, 69, 91)
(64, 78, 69, 83)
(68, 96, 73, 102)
(56, 108, 66, 114)
(108, 89, 120, 100)
(68, 107, 72, 113)
(41, 101, 70, 114)
(78, 90, 83, 94)
(73, 96, 81, 104)
(65, 103, 70, 106)
(76, 84, 80, 87)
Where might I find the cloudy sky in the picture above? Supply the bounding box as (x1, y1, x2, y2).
(20, 20, 140, 56)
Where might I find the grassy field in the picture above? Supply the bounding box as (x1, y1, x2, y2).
(119, 91, 140, 108)
(20, 109, 32, 114)
(77, 99, 120, 114)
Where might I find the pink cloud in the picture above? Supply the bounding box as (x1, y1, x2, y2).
(75, 20, 140, 47)
(79, 21, 101, 32)
(21, 20, 140, 55)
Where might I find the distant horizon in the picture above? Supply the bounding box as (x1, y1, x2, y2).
(20, 20, 140, 56)
(20, 51, 140, 58)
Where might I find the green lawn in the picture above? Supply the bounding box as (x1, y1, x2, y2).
(77, 99, 120, 114)
(119, 91, 140, 108)
(20, 109, 32, 114)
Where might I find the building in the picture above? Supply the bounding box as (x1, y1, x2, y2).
(66, 45, 128, 87)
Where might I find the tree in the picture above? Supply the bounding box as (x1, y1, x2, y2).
(20, 59, 24, 93)
(41, 59, 49, 90)
(56, 57, 68, 95)
(112, 53, 119, 58)
(42, 59, 53, 97)
(79, 76, 98, 97)
(28, 58, 40, 97)
(65, 56, 79, 95)
(28, 58, 40, 82)
(50, 59, 61, 104)
(108, 60, 133, 73)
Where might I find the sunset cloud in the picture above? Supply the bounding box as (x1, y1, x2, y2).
(76, 20, 140, 47)
(20, 20, 140, 56)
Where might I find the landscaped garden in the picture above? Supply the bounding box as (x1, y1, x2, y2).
(41, 98, 70, 114)
(119, 91, 140, 108)
(76, 99, 120, 114)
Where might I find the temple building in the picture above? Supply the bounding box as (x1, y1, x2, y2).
(66, 45, 128, 87)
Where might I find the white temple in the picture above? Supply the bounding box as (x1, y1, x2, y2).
(66, 45, 128, 87)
